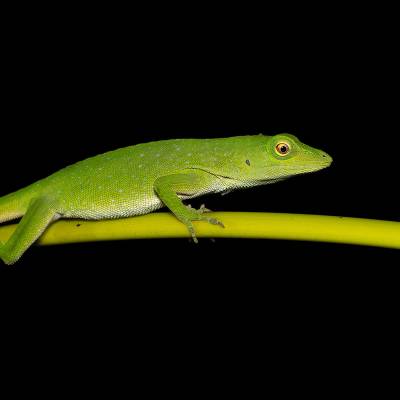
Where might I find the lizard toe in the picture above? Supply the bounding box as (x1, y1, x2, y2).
(199, 204, 212, 213)
(204, 216, 225, 228)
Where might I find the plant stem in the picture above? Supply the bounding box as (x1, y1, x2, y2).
(1, 212, 399, 249)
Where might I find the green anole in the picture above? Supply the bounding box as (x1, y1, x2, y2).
(0, 134, 332, 264)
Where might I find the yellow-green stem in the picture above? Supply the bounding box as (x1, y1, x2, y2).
(1, 212, 399, 249)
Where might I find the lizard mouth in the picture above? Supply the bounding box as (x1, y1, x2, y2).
(283, 162, 332, 173)
(261, 160, 332, 180)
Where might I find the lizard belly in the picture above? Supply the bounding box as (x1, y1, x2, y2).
(50, 166, 226, 220)
(59, 188, 163, 220)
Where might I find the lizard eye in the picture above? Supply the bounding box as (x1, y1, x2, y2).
(275, 142, 291, 156)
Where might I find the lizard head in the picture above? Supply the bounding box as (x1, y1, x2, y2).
(260, 133, 332, 180)
(189, 133, 332, 187)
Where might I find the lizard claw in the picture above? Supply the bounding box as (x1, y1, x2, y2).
(199, 204, 212, 213)
(205, 217, 225, 228)
(189, 227, 199, 243)
(186, 203, 212, 214)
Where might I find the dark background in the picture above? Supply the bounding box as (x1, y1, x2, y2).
(1, 11, 398, 285)
(1, 19, 398, 271)
(1, 6, 399, 389)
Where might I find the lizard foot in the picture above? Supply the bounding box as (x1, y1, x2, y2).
(182, 209, 224, 244)
(201, 216, 225, 228)
(186, 203, 212, 214)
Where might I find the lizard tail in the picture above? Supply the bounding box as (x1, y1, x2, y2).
(0, 189, 30, 224)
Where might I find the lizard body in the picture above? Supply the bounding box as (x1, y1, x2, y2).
(0, 134, 332, 264)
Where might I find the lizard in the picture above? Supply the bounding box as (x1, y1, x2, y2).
(0, 133, 332, 264)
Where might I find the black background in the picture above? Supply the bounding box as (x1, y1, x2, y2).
(1, 19, 398, 272)
(1, 7, 399, 385)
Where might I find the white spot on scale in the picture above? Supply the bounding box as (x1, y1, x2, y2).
(140, 153, 144, 157)
(98, 167, 103, 171)
(138, 164, 143, 168)
(187, 152, 192, 156)
(118, 189, 123, 193)
(98, 186, 103, 190)
(155, 153, 160, 157)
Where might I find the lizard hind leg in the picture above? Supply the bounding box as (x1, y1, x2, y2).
(0, 196, 60, 265)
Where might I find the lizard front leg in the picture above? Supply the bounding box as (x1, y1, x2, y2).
(153, 170, 224, 243)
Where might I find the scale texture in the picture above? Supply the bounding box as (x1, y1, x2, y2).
(0, 134, 332, 264)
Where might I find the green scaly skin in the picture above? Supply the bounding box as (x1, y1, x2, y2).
(0, 134, 332, 264)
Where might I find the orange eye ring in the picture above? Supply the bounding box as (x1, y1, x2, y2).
(275, 142, 291, 156)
